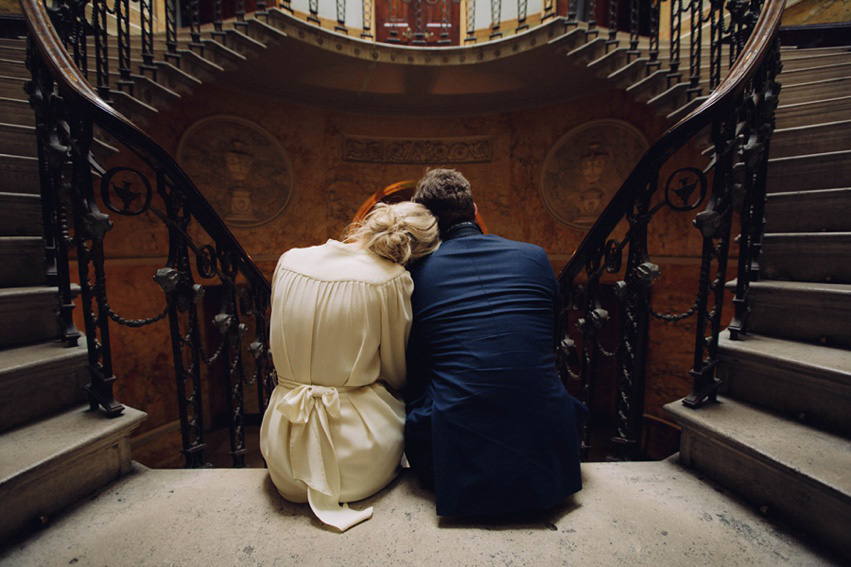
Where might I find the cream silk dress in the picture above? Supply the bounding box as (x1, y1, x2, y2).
(259, 239, 413, 531)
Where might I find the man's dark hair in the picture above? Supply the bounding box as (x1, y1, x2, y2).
(413, 169, 475, 235)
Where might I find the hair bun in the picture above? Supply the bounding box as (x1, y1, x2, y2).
(346, 202, 440, 265)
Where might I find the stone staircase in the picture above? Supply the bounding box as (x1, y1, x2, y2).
(0, 35, 147, 546)
(0, 12, 848, 564)
(666, 44, 851, 560)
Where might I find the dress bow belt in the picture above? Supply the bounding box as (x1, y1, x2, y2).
(274, 379, 373, 531)
(277, 383, 343, 423)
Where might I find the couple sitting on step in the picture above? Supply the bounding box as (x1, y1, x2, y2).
(259, 169, 588, 531)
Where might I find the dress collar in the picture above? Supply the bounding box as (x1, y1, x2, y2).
(442, 222, 483, 241)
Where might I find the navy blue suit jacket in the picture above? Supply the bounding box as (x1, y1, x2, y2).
(404, 223, 587, 516)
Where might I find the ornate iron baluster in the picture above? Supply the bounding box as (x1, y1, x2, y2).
(490, 0, 502, 38)
(308, 0, 320, 24)
(236, 0, 246, 25)
(648, 0, 660, 71)
(25, 39, 81, 347)
(165, 0, 179, 57)
(668, 0, 683, 85)
(213, 0, 225, 35)
(91, 0, 111, 98)
(607, 0, 619, 49)
(516, 0, 528, 32)
(728, 38, 780, 342)
(542, 0, 555, 21)
(567, 0, 577, 21)
(189, 0, 202, 47)
(361, 0, 373, 38)
(438, 0, 451, 43)
(465, 0, 476, 42)
(588, 0, 598, 36)
(388, 0, 401, 42)
(628, 0, 640, 58)
(116, 0, 132, 88)
(139, 0, 155, 69)
(709, 0, 723, 89)
(688, 0, 705, 99)
(335, 0, 348, 32)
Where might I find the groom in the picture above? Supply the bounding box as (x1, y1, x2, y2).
(404, 168, 588, 517)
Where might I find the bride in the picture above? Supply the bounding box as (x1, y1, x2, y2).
(260, 201, 440, 531)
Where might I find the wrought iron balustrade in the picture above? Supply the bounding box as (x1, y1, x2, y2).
(21, 0, 275, 469)
(556, 0, 784, 461)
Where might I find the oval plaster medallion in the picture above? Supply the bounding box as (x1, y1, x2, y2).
(177, 116, 294, 229)
(540, 120, 648, 230)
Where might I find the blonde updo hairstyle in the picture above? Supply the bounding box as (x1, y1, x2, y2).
(346, 201, 440, 265)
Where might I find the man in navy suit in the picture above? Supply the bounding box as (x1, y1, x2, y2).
(404, 168, 588, 517)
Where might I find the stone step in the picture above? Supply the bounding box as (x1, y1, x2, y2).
(779, 46, 851, 60)
(717, 332, 851, 436)
(765, 187, 851, 232)
(647, 81, 691, 115)
(0, 237, 46, 287)
(761, 232, 851, 283)
(143, 60, 202, 96)
(607, 56, 653, 88)
(626, 68, 670, 102)
(107, 88, 157, 128)
(0, 97, 34, 127)
(0, 340, 90, 433)
(767, 149, 851, 193)
(666, 396, 851, 559)
(0, 46, 25, 63)
(0, 122, 37, 158)
(0, 461, 840, 565)
(121, 74, 181, 110)
(776, 95, 851, 129)
(779, 76, 851, 105)
(166, 49, 224, 83)
(0, 154, 39, 195)
(0, 58, 27, 79)
(187, 38, 246, 71)
(782, 52, 851, 71)
(587, 47, 630, 77)
(0, 404, 145, 544)
(0, 192, 41, 236)
(779, 62, 851, 85)
(0, 75, 27, 100)
(566, 37, 608, 66)
(734, 279, 851, 347)
(0, 39, 26, 49)
(0, 286, 69, 348)
(241, 17, 289, 46)
(211, 28, 266, 58)
(770, 120, 851, 159)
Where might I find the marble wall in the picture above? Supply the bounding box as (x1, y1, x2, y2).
(87, 78, 723, 466)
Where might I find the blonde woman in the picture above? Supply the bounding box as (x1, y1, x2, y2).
(260, 201, 440, 532)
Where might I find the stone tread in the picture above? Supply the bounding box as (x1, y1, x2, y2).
(718, 332, 851, 386)
(667, 397, 851, 501)
(0, 461, 841, 566)
(0, 340, 88, 380)
(0, 405, 146, 486)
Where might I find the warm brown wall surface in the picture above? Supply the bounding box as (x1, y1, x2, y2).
(90, 77, 719, 465)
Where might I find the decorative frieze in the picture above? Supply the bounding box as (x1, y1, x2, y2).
(343, 135, 493, 164)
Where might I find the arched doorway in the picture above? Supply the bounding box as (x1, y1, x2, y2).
(353, 180, 488, 233)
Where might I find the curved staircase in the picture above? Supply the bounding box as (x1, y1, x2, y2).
(0, 7, 848, 564)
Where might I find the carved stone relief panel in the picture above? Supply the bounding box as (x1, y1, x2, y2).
(343, 135, 493, 164)
(177, 116, 294, 229)
(540, 120, 648, 230)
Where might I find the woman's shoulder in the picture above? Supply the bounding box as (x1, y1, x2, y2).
(276, 240, 408, 286)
